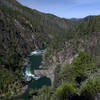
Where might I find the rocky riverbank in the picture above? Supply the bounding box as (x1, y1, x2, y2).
(9, 85, 28, 98)
(34, 64, 56, 84)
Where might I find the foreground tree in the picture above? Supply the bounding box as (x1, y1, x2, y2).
(56, 82, 76, 100)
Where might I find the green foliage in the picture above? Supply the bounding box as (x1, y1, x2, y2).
(72, 52, 97, 77)
(56, 82, 76, 100)
(54, 64, 75, 88)
(60, 64, 75, 82)
(0, 48, 22, 71)
(76, 16, 100, 36)
(0, 68, 22, 97)
(54, 51, 98, 90)
(80, 78, 100, 100)
(53, 65, 61, 88)
(31, 86, 55, 100)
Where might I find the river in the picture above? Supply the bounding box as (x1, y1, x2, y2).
(12, 48, 51, 100)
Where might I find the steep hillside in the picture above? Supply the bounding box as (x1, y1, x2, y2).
(0, 0, 100, 99)
(0, 0, 78, 98)
(0, 0, 78, 63)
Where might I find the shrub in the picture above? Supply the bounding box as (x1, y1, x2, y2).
(80, 78, 100, 100)
(31, 86, 55, 100)
(56, 82, 76, 100)
(72, 52, 97, 77)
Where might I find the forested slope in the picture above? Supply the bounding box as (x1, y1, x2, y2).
(0, 0, 100, 99)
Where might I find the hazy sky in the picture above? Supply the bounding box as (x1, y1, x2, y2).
(17, 0, 100, 18)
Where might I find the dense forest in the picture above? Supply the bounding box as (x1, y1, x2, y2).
(0, 0, 100, 100)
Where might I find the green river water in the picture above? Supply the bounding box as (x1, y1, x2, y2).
(11, 48, 51, 100)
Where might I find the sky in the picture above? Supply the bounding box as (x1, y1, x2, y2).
(17, 0, 100, 18)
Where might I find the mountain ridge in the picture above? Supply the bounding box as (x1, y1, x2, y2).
(0, 0, 100, 99)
